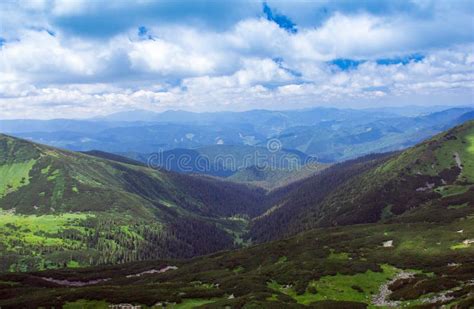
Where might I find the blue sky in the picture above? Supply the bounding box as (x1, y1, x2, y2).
(0, 0, 473, 119)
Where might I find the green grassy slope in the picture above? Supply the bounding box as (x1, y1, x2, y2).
(250, 121, 474, 242)
(0, 134, 267, 272)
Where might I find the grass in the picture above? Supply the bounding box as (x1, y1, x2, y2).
(375, 122, 474, 181)
(0, 159, 36, 197)
(451, 242, 472, 250)
(266, 294, 279, 301)
(0, 211, 90, 241)
(434, 126, 474, 181)
(448, 202, 469, 209)
(63, 300, 110, 309)
(389, 219, 474, 256)
(463, 130, 474, 180)
(67, 260, 81, 268)
(268, 264, 399, 305)
(435, 185, 470, 197)
(173, 298, 219, 308)
(305, 264, 398, 303)
(327, 251, 350, 261)
(467, 133, 474, 154)
(51, 170, 65, 208)
(0, 211, 92, 271)
(0, 208, 185, 272)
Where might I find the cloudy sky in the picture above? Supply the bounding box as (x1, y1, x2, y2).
(0, 0, 473, 119)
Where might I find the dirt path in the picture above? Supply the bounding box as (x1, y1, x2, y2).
(372, 271, 414, 307)
(454, 152, 463, 170)
(40, 266, 178, 287)
(40, 277, 110, 287)
(126, 266, 178, 278)
(373, 271, 460, 307)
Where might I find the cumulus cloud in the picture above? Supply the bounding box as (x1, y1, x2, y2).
(50, 0, 86, 16)
(1, 30, 96, 77)
(0, 0, 473, 119)
(128, 38, 215, 76)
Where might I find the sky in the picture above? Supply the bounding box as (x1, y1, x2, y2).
(0, 0, 473, 119)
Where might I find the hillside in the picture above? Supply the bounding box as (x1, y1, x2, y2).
(2, 210, 474, 307)
(228, 163, 330, 190)
(2, 120, 472, 272)
(250, 120, 474, 242)
(0, 134, 267, 272)
(0, 123, 473, 308)
(273, 108, 473, 162)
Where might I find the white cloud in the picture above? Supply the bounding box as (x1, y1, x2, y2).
(0, 2, 473, 118)
(182, 58, 294, 92)
(128, 38, 216, 76)
(52, 0, 87, 16)
(1, 42, 471, 119)
(297, 13, 402, 59)
(0, 30, 98, 81)
(18, 0, 49, 11)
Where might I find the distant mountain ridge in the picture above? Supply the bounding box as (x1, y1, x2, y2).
(124, 145, 315, 177)
(273, 107, 474, 161)
(2, 107, 472, 164)
(98, 105, 470, 123)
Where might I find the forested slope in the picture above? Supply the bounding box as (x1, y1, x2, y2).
(251, 120, 474, 242)
(0, 134, 266, 271)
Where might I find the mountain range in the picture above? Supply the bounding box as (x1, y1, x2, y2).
(0, 120, 472, 307)
(1, 107, 472, 164)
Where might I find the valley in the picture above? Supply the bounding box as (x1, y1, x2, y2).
(0, 119, 472, 307)
(2, 1, 473, 307)
(2, 218, 473, 307)
(0, 133, 270, 271)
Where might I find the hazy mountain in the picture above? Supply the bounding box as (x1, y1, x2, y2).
(273, 108, 474, 161)
(362, 105, 466, 117)
(3, 107, 472, 164)
(125, 145, 315, 177)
